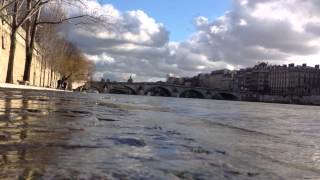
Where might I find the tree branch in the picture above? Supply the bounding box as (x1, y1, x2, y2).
(17, 0, 51, 27)
(0, 0, 17, 13)
(36, 14, 89, 25)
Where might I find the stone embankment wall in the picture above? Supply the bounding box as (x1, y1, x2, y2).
(241, 94, 320, 106)
(0, 18, 60, 88)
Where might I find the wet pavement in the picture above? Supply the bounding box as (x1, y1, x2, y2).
(0, 89, 320, 179)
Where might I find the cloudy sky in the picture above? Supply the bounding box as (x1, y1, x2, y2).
(66, 0, 320, 82)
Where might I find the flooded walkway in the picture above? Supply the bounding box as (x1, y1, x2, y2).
(0, 90, 320, 179)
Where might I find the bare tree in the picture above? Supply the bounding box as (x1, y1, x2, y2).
(23, 0, 41, 82)
(3, 0, 85, 83)
(2, 0, 101, 84)
(36, 15, 94, 89)
(22, 1, 98, 82)
(0, 0, 17, 14)
(5, 0, 49, 83)
(53, 40, 94, 86)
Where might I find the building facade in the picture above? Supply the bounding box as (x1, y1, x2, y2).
(207, 69, 235, 91)
(166, 70, 235, 91)
(168, 62, 320, 97)
(236, 62, 320, 96)
(167, 76, 185, 85)
(236, 63, 270, 93)
(269, 64, 320, 96)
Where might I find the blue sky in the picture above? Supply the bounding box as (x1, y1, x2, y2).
(98, 0, 232, 41)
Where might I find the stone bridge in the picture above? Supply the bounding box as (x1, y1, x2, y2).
(81, 81, 239, 100)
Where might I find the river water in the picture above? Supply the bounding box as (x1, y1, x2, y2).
(0, 89, 320, 179)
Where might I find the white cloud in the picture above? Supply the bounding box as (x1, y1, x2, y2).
(239, 19, 247, 26)
(187, 0, 320, 66)
(194, 16, 209, 29)
(65, 0, 320, 81)
(86, 53, 115, 64)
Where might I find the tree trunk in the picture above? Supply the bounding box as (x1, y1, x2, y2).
(23, 6, 40, 82)
(5, 28, 17, 83)
(50, 66, 54, 87)
(23, 12, 32, 82)
(23, 48, 33, 81)
(47, 65, 50, 87)
(5, 2, 18, 84)
(39, 57, 44, 87)
(42, 59, 47, 87)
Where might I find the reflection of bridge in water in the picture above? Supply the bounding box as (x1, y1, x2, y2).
(82, 82, 240, 100)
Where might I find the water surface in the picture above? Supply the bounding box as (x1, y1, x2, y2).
(0, 89, 320, 179)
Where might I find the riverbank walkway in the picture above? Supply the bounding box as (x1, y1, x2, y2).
(0, 83, 71, 92)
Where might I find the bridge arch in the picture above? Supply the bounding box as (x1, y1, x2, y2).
(144, 86, 172, 97)
(172, 88, 179, 93)
(123, 85, 138, 95)
(212, 92, 238, 100)
(108, 85, 137, 95)
(137, 85, 144, 91)
(179, 89, 205, 99)
(85, 86, 102, 93)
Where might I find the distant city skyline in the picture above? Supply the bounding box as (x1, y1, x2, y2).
(105, 62, 320, 82)
(67, 0, 320, 82)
